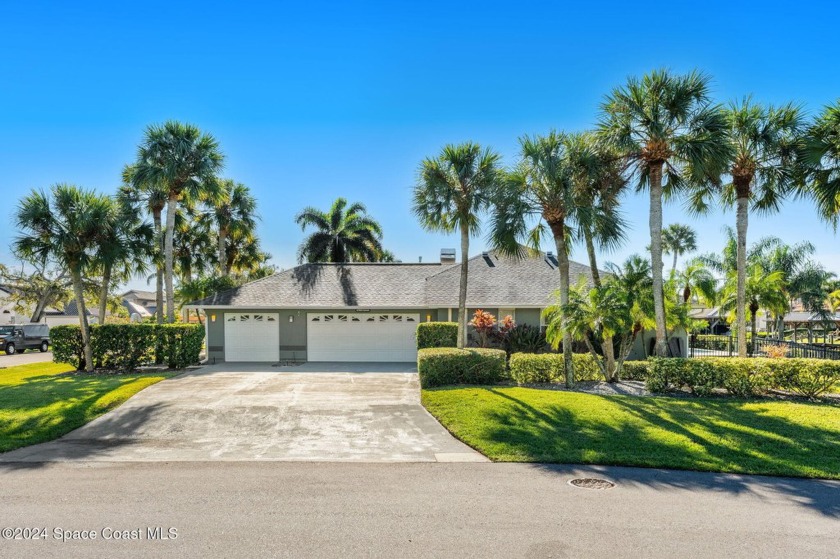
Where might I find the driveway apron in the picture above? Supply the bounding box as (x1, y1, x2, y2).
(0, 362, 486, 463)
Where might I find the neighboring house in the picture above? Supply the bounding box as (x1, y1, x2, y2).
(121, 289, 157, 320)
(0, 286, 15, 325)
(186, 249, 687, 363)
(42, 299, 99, 327)
(688, 307, 729, 335)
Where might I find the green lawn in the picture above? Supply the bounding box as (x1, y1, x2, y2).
(0, 362, 175, 453)
(422, 387, 840, 479)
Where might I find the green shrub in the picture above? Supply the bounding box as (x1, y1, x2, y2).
(50, 325, 84, 369)
(91, 324, 157, 370)
(508, 353, 603, 384)
(503, 324, 547, 355)
(417, 347, 506, 388)
(416, 322, 458, 349)
(621, 360, 650, 381)
(156, 324, 206, 369)
(51, 323, 204, 371)
(773, 359, 840, 398)
(646, 357, 840, 398)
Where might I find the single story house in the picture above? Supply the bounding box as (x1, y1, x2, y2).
(121, 289, 158, 320)
(186, 249, 685, 363)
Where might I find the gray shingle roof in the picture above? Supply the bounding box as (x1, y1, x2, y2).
(424, 251, 594, 307)
(186, 251, 597, 308)
(189, 263, 444, 308)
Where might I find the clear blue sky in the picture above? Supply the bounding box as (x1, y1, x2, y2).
(2, 1, 839, 290)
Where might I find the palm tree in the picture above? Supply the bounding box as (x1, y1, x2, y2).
(132, 121, 224, 322)
(121, 165, 167, 324)
(173, 205, 216, 282)
(413, 143, 501, 349)
(805, 100, 840, 225)
(296, 197, 384, 263)
(14, 184, 112, 371)
(490, 132, 578, 386)
(695, 98, 804, 357)
(662, 224, 697, 275)
(224, 229, 271, 275)
(208, 179, 258, 276)
(546, 279, 636, 382)
(719, 264, 788, 353)
(94, 192, 154, 324)
(677, 258, 717, 305)
(599, 69, 731, 357)
(568, 133, 628, 286)
(568, 133, 628, 379)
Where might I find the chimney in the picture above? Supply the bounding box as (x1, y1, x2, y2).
(440, 248, 456, 264)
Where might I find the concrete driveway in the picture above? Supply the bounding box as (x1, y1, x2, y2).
(0, 362, 485, 463)
(0, 350, 53, 366)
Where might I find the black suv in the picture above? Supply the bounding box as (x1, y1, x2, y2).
(0, 324, 50, 355)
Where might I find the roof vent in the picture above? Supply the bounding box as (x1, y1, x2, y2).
(545, 251, 558, 268)
(440, 248, 456, 264)
(482, 251, 496, 267)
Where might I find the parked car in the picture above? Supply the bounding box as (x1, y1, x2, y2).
(0, 323, 50, 355)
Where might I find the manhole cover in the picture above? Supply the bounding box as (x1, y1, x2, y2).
(568, 478, 615, 489)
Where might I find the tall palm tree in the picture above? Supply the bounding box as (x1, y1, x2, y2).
(805, 100, 840, 225)
(121, 165, 167, 324)
(568, 133, 628, 379)
(132, 121, 224, 322)
(208, 179, 258, 276)
(413, 143, 501, 350)
(662, 223, 697, 275)
(490, 132, 578, 386)
(14, 184, 112, 372)
(296, 197, 384, 263)
(568, 133, 628, 286)
(694, 98, 804, 356)
(599, 69, 731, 357)
(94, 192, 154, 324)
(224, 229, 271, 275)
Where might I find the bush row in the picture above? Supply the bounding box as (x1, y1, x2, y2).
(416, 322, 458, 349)
(646, 357, 840, 398)
(508, 353, 650, 384)
(51, 324, 204, 371)
(417, 348, 506, 388)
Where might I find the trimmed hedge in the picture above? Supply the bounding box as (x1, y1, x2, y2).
(646, 357, 840, 398)
(416, 322, 458, 349)
(51, 323, 204, 371)
(417, 347, 506, 388)
(621, 360, 650, 381)
(508, 353, 603, 383)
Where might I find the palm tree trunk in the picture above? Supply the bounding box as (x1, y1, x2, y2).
(735, 194, 749, 357)
(584, 226, 616, 381)
(153, 209, 164, 325)
(583, 227, 601, 287)
(457, 225, 469, 349)
(164, 195, 178, 323)
(98, 263, 112, 326)
(550, 221, 574, 388)
(71, 266, 94, 372)
(649, 162, 668, 357)
(671, 252, 679, 276)
(218, 227, 228, 276)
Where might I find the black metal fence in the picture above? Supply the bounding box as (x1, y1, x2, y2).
(689, 334, 840, 360)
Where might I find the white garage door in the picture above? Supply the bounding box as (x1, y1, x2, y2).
(307, 313, 419, 362)
(224, 313, 280, 362)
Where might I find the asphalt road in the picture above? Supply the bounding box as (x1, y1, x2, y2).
(1, 461, 837, 558)
(0, 350, 53, 366)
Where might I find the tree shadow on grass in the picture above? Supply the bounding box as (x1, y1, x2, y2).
(0, 372, 169, 468)
(465, 388, 840, 517)
(0, 401, 167, 470)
